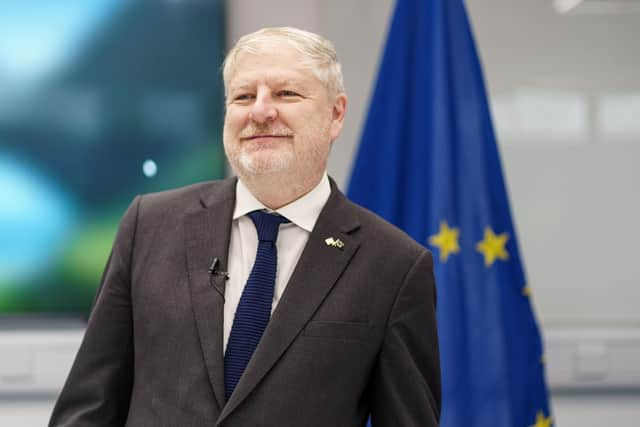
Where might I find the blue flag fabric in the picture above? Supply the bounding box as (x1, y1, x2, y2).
(348, 1, 552, 426)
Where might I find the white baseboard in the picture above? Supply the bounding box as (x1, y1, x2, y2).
(0, 329, 83, 394)
(1, 326, 639, 394)
(545, 327, 640, 390)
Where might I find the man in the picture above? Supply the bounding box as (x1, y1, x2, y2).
(50, 27, 441, 426)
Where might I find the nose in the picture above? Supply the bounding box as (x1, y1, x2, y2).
(250, 89, 277, 123)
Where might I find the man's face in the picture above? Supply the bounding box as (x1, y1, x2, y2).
(223, 46, 346, 183)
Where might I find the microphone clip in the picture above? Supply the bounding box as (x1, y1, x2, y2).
(208, 258, 229, 280)
(208, 258, 228, 301)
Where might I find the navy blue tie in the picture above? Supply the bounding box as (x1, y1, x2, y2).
(224, 210, 289, 400)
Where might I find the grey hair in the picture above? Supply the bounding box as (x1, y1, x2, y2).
(222, 26, 345, 98)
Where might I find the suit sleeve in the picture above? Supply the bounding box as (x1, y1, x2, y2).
(370, 249, 442, 427)
(49, 196, 141, 427)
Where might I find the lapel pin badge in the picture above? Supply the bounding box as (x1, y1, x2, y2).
(324, 237, 345, 250)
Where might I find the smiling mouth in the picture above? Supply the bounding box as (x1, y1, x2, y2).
(241, 134, 293, 141)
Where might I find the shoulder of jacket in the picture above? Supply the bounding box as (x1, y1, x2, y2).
(345, 199, 429, 260)
(136, 177, 235, 212)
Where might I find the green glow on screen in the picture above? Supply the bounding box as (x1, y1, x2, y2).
(0, 0, 226, 315)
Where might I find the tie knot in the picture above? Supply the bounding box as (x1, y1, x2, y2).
(248, 210, 290, 242)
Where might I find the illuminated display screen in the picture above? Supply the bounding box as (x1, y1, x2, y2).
(0, 0, 226, 315)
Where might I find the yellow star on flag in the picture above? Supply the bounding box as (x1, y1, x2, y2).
(476, 227, 509, 267)
(529, 410, 553, 427)
(428, 221, 460, 262)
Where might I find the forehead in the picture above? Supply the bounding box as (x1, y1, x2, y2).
(227, 47, 320, 89)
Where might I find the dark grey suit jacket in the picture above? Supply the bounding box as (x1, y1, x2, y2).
(49, 177, 441, 427)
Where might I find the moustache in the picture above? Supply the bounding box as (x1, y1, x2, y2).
(239, 124, 293, 139)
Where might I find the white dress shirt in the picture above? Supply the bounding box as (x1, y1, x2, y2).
(223, 173, 331, 353)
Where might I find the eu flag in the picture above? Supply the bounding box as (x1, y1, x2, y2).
(348, 1, 552, 426)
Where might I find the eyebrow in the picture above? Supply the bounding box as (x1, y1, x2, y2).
(229, 78, 304, 93)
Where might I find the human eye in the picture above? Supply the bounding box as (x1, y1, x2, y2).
(232, 93, 254, 103)
(277, 90, 301, 98)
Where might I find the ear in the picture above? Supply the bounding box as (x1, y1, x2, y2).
(329, 93, 347, 142)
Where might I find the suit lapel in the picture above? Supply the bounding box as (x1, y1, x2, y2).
(218, 187, 361, 423)
(184, 178, 236, 412)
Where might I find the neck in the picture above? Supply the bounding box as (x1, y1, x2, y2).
(238, 170, 324, 210)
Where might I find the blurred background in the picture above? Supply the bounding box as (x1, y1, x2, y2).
(0, 0, 638, 425)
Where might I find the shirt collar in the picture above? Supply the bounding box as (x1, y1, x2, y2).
(232, 172, 331, 233)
